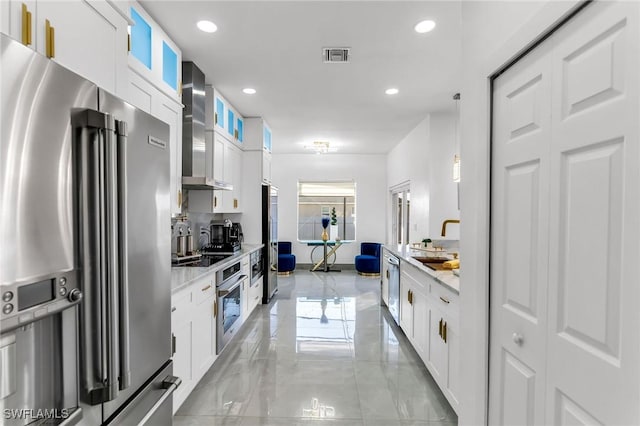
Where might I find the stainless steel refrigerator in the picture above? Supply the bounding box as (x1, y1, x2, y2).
(262, 185, 278, 303)
(1, 34, 178, 425)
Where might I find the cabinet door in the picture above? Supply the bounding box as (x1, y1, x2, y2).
(236, 117, 244, 143)
(214, 96, 226, 134)
(445, 320, 460, 407)
(412, 286, 429, 360)
(37, 0, 129, 96)
(1, 1, 37, 45)
(227, 107, 235, 141)
(213, 134, 225, 182)
(153, 93, 183, 215)
(263, 125, 272, 152)
(193, 297, 216, 377)
(171, 289, 194, 412)
(399, 280, 413, 338)
(229, 143, 242, 212)
(427, 305, 447, 384)
(262, 151, 272, 184)
(381, 255, 390, 306)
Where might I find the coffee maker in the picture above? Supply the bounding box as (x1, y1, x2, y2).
(204, 219, 242, 253)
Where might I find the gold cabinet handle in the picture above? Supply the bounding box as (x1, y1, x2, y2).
(21, 4, 32, 46)
(213, 300, 218, 318)
(443, 321, 447, 343)
(439, 296, 450, 304)
(214, 196, 217, 208)
(439, 318, 443, 337)
(214, 112, 218, 125)
(233, 198, 238, 209)
(178, 189, 182, 208)
(127, 34, 131, 52)
(201, 284, 212, 292)
(45, 19, 55, 58)
(386, 270, 389, 279)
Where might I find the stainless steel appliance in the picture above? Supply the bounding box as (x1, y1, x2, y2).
(250, 250, 264, 285)
(216, 262, 247, 352)
(387, 254, 400, 325)
(1, 34, 179, 425)
(262, 185, 278, 303)
(205, 220, 241, 253)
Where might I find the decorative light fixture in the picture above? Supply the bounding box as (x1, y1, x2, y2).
(242, 88, 256, 94)
(453, 93, 461, 182)
(304, 141, 337, 154)
(385, 88, 399, 95)
(414, 20, 436, 34)
(197, 20, 218, 33)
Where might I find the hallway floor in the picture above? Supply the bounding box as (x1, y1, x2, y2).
(174, 270, 457, 426)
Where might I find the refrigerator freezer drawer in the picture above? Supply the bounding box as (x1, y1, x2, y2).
(105, 360, 179, 425)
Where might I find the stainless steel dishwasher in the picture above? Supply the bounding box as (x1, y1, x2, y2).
(387, 254, 400, 325)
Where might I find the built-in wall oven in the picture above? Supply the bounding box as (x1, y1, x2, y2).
(216, 262, 247, 353)
(250, 250, 263, 285)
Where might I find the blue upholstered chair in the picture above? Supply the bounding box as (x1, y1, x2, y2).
(354, 242, 381, 275)
(278, 241, 296, 274)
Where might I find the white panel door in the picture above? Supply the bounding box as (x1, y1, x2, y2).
(490, 39, 552, 426)
(491, 2, 639, 425)
(546, 2, 639, 425)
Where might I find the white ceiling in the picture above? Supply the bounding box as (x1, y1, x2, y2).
(140, 1, 462, 154)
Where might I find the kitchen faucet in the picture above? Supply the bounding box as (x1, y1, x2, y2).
(441, 219, 460, 237)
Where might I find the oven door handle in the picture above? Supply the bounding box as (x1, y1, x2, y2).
(218, 274, 247, 296)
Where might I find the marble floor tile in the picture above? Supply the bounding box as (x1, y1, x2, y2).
(174, 270, 456, 425)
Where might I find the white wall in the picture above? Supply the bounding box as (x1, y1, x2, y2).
(387, 112, 459, 244)
(271, 153, 387, 265)
(458, 1, 581, 425)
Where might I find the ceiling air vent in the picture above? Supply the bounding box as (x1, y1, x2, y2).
(323, 47, 350, 63)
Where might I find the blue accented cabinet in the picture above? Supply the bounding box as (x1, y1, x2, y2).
(207, 87, 244, 146)
(236, 117, 244, 143)
(127, 2, 181, 102)
(263, 125, 272, 152)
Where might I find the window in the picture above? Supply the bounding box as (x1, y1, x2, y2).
(297, 181, 356, 241)
(391, 184, 410, 246)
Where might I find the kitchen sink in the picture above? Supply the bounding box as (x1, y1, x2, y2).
(411, 256, 452, 271)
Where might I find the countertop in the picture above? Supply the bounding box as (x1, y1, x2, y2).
(171, 244, 264, 294)
(383, 245, 460, 294)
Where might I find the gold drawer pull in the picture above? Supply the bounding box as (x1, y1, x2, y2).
(439, 296, 450, 304)
(201, 284, 212, 292)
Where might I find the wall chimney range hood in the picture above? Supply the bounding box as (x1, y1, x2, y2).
(181, 62, 232, 191)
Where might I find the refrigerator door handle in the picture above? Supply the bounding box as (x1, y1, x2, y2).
(72, 109, 120, 404)
(138, 376, 182, 426)
(116, 120, 131, 391)
(103, 115, 121, 402)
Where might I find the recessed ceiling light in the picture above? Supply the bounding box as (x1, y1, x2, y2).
(242, 88, 256, 95)
(414, 20, 436, 34)
(197, 20, 217, 33)
(385, 88, 399, 95)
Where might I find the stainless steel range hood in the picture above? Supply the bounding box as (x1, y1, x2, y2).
(181, 62, 232, 191)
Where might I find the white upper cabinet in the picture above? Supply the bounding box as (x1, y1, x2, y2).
(1, 0, 129, 96)
(206, 86, 244, 146)
(126, 1, 182, 102)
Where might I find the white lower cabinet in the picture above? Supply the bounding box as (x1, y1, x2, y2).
(171, 286, 194, 412)
(192, 277, 216, 378)
(171, 250, 262, 413)
(398, 262, 459, 414)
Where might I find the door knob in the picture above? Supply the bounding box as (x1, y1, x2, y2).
(512, 332, 524, 346)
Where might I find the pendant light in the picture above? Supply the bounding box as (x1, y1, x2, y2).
(453, 93, 461, 182)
